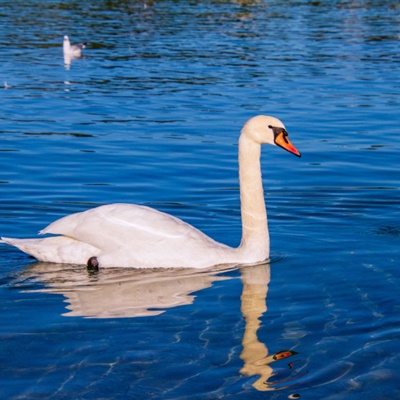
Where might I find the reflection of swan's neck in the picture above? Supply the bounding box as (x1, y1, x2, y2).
(240, 271, 268, 356)
(240, 265, 270, 344)
(240, 265, 300, 392)
(239, 264, 272, 390)
(238, 134, 269, 256)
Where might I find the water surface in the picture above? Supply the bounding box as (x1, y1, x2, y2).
(0, 1, 399, 399)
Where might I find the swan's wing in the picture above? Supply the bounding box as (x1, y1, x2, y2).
(40, 204, 217, 253)
(1, 236, 99, 264)
(3, 204, 235, 267)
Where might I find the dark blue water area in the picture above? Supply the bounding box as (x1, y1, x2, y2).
(0, 1, 400, 399)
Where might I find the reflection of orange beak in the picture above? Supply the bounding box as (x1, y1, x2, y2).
(272, 350, 298, 361)
(275, 132, 301, 157)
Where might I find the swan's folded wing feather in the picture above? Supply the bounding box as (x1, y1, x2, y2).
(1, 236, 99, 264)
(40, 204, 217, 252)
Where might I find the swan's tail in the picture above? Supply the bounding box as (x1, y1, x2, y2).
(1, 236, 99, 265)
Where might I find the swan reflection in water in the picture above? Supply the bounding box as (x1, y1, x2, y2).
(240, 265, 306, 391)
(17, 262, 304, 390)
(18, 262, 230, 318)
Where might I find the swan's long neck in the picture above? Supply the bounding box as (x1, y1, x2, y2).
(238, 133, 269, 258)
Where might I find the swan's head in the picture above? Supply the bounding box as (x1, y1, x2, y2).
(63, 35, 69, 42)
(241, 115, 301, 157)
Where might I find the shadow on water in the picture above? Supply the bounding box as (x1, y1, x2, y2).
(13, 260, 307, 393)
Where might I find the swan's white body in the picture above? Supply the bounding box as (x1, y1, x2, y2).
(63, 35, 86, 57)
(1, 116, 300, 269)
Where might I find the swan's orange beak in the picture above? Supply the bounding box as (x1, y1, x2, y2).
(275, 132, 301, 157)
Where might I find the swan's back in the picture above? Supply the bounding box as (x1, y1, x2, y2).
(41, 204, 231, 268)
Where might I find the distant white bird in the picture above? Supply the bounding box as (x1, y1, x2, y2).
(63, 35, 86, 57)
(1, 116, 301, 269)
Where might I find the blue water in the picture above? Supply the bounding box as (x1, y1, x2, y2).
(1, 1, 399, 398)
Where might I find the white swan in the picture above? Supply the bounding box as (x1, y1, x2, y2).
(1, 116, 301, 269)
(63, 35, 86, 57)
